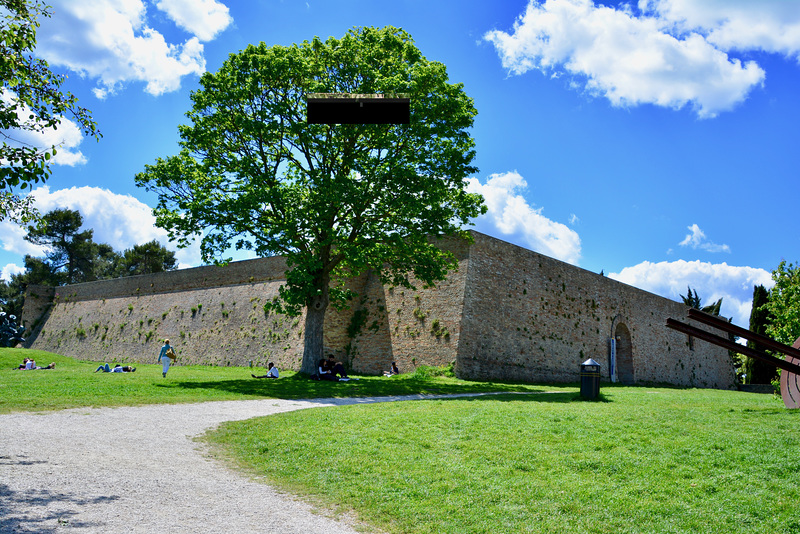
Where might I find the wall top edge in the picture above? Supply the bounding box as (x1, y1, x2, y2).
(34, 255, 289, 302)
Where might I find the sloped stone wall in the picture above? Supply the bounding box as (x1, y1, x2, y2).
(347, 235, 471, 375)
(455, 233, 735, 388)
(23, 257, 360, 372)
(22, 232, 736, 388)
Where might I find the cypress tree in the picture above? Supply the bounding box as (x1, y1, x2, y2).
(746, 285, 776, 384)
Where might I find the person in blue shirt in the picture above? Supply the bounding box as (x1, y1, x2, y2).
(158, 339, 174, 377)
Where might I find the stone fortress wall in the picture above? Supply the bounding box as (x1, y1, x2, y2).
(22, 231, 735, 388)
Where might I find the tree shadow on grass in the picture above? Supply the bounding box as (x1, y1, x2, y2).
(0, 456, 118, 532)
(157, 375, 595, 404)
(425, 391, 612, 404)
(309, 390, 587, 406)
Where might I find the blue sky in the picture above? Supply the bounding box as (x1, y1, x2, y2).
(3, 0, 799, 327)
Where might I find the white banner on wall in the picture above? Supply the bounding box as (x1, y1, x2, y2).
(609, 337, 617, 383)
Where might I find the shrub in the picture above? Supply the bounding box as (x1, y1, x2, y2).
(411, 362, 455, 379)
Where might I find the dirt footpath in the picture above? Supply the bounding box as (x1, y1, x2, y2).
(0, 397, 376, 533)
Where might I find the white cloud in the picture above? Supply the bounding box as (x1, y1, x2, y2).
(678, 223, 730, 253)
(485, 0, 767, 118)
(36, 0, 216, 98)
(155, 0, 232, 41)
(466, 171, 581, 265)
(0, 90, 87, 166)
(642, 0, 800, 58)
(0, 186, 201, 269)
(0, 221, 44, 257)
(1, 263, 25, 282)
(609, 259, 773, 327)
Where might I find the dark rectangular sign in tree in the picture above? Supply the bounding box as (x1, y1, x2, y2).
(306, 93, 410, 124)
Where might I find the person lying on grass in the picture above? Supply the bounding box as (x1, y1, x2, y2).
(15, 358, 56, 370)
(95, 364, 136, 373)
(252, 362, 279, 379)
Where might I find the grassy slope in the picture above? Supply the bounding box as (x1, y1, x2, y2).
(0, 348, 563, 413)
(205, 388, 800, 534)
(5, 347, 798, 533)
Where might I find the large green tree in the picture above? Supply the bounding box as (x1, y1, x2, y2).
(764, 261, 800, 347)
(136, 26, 485, 373)
(1, 0, 99, 223)
(25, 208, 115, 285)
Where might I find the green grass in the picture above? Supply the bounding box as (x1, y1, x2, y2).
(0, 348, 562, 413)
(204, 388, 800, 534)
(6, 347, 799, 533)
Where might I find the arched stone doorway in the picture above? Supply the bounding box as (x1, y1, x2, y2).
(615, 323, 634, 385)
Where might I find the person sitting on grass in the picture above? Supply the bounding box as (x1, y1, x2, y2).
(318, 358, 336, 381)
(384, 361, 399, 377)
(326, 354, 348, 379)
(252, 362, 279, 379)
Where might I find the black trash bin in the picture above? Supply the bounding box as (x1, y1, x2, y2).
(580, 358, 601, 399)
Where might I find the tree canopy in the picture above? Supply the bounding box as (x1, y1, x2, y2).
(135, 26, 485, 373)
(1, 0, 100, 223)
(116, 239, 177, 277)
(25, 208, 109, 285)
(764, 261, 800, 347)
(1, 208, 177, 318)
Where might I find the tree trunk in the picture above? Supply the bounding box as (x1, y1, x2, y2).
(301, 286, 329, 375)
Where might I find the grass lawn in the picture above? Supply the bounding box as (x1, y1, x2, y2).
(4, 347, 798, 533)
(0, 347, 564, 413)
(204, 387, 800, 534)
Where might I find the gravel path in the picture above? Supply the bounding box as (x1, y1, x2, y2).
(0, 393, 508, 533)
(0, 396, 407, 533)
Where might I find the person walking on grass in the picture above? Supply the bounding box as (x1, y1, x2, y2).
(158, 339, 175, 378)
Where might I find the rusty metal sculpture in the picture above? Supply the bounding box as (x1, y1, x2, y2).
(667, 308, 800, 409)
(782, 339, 800, 409)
